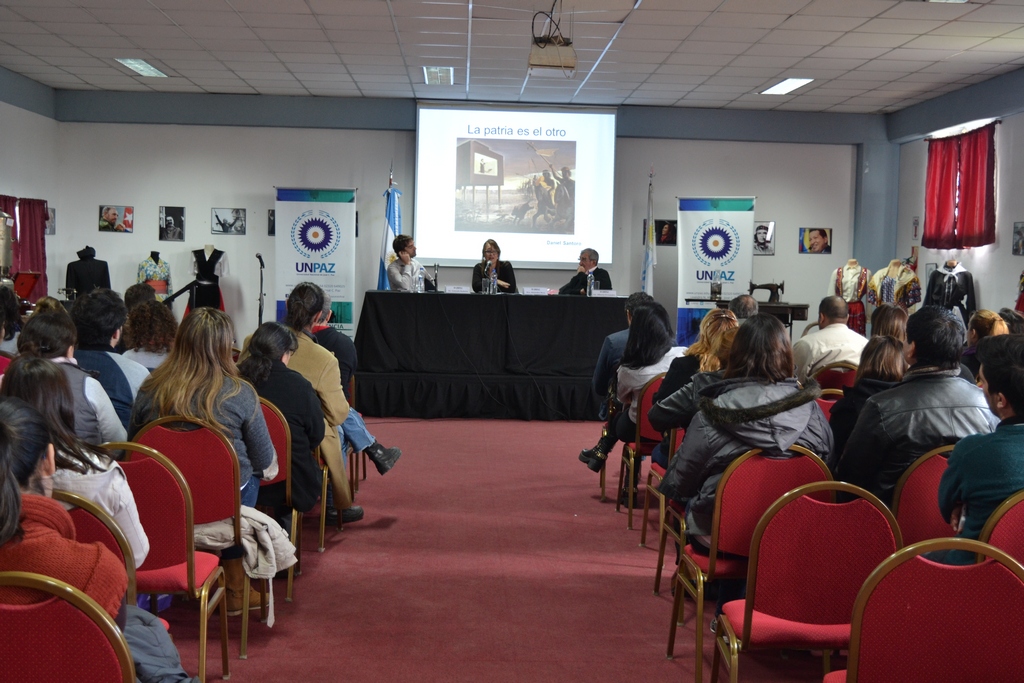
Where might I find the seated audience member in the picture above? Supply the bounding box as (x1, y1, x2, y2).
(792, 296, 868, 383)
(0, 356, 148, 567)
(387, 235, 434, 292)
(579, 302, 685, 489)
(656, 309, 737, 401)
(961, 310, 1008, 380)
(123, 282, 157, 311)
(0, 285, 20, 354)
(558, 248, 612, 295)
(999, 307, 1024, 335)
(837, 306, 999, 505)
(237, 322, 325, 524)
(727, 294, 758, 321)
(129, 307, 274, 615)
(472, 239, 517, 293)
(869, 303, 908, 341)
(122, 300, 177, 370)
(29, 296, 64, 317)
(0, 398, 198, 683)
(312, 293, 401, 475)
(658, 314, 832, 612)
(829, 336, 907, 463)
(937, 335, 1024, 564)
(17, 311, 125, 444)
(590, 292, 653, 433)
(70, 288, 149, 429)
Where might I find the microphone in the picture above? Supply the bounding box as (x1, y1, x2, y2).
(256, 253, 265, 268)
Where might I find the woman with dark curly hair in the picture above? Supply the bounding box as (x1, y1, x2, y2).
(122, 299, 178, 369)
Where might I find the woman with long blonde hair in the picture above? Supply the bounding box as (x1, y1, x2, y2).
(656, 308, 738, 402)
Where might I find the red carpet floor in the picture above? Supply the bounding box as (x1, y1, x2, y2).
(164, 418, 841, 682)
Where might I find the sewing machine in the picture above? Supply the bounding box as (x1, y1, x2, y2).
(749, 280, 784, 303)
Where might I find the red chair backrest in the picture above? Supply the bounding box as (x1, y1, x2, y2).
(119, 452, 191, 572)
(633, 375, 664, 444)
(714, 449, 832, 557)
(0, 571, 135, 683)
(847, 540, 1024, 681)
(260, 399, 291, 488)
(68, 507, 125, 566)
(814, 364, 857, 390)
(980, 491, 1024, 562)
(671, 428, 685, 452)
(135, 418, 240, 526)
(747, 482, 900, 627)
(891, 447, 952, 545)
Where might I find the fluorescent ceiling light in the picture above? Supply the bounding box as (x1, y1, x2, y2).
(116, 58, 166, 78)
(423, 66, 454, 86)
(761, 78, 813, 95)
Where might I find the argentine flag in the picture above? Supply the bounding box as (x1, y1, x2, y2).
(640, 171, 656, 295)
(379, 185, 402, 290)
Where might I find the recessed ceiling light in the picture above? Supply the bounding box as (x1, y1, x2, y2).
(761, 78, 813, 95)
(116, 58, 167, 78)
(423, 66, 454, 86)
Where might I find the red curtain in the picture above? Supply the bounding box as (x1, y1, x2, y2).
(922, 136, 959, 249)
(956, 122, 996, 248)
(922, 122, 997, 250)
(13, 199, 48, 302)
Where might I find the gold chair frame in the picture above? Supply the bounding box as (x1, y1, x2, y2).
(616, 373, 665, 530)
(258, 398, 299, 602)
(890, 444, 954, 520)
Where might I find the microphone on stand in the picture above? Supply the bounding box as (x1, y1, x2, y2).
(256, 253, 265, 268)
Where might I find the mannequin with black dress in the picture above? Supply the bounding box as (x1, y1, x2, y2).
(65, 246, 110, 297)
(924, 259, 976, 326)
(190, 245, 227, 310)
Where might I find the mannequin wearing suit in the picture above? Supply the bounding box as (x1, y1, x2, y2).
(65, 246, 110, 297)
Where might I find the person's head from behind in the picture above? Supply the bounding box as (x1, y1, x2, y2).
(237, 322, 298, 387)
(711, 326, 739, 368)
(854, 336, 908, 384)
(482, 239, 501, 263)
(623, 292, 654, 325)
(0, 398, 56, 546)
(977, 335, 1024, 418)
(285, 282, 325, 332)
(687, 309, 739, 372)
(871, 304, 908, 342)
(167, 307, 235, 376)
(967, 310, 1009, 348)
(70, 288, 126, 348)
(728, 294, 758, 320)
(724, 313, 792, 383)
(818, 296, 848, 326)
(620, 302, 673, 370)
(905, 306, 963, 370)
(17, 311, 76, 360)
(999, 308, 1024, 335)
(124, 283, 157, 311)
(30, 296, 64, 317)
(0, 285, 18, 341)
(123, 300, 178, 353)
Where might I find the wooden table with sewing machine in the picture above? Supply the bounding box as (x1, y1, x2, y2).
(686, 281, 809, 337)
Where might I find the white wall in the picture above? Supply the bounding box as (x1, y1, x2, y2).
(0, 100, 58, 204)
(897, 118, 1022, 313)
(616, 138, 857, 336)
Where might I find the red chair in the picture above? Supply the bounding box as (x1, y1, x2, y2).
(890, 445, 953, 545)
(712, 482, 902, 683)
(824, 539, 1024, 682)
(667, 447, 833, 683)
(115, 443, 230, 683)
(979, 489, 1024, 561)
(259, 398, 299, 601)
(617, 374, 664, 530)
(812, 362, 857, 391)
(642, 427, 685, 549)
(814, 388, 844, 421)
(0, 571, 136, 683)
(52, 490, 138, 603)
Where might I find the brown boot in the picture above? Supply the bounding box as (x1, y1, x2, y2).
(222, 557, 264, 616)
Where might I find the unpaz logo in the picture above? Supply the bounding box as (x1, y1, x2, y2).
(691, 218, 740, 268)
(291, 210, 341, 259)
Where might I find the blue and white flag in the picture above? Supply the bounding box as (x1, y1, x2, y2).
(379, 184, 402, 290)
(640, 169, 656, 295)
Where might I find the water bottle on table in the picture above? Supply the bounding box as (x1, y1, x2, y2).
(586, 272, 595, 297)
(415, 267, 425, 293)
(489, 267, 498, 294)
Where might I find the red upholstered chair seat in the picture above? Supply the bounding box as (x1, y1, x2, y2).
(137, 552, 221, 594)
(650, 462, 666, 478)
(720, 600, 851, 650)
(682, 545, 748, 577)
(822, 672, 846, 682)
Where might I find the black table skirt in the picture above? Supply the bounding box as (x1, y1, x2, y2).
(354, 291, 627, 420)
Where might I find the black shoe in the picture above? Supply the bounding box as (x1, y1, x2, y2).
(365, 442, 401, 475)
(618, 488, 641, 508)
(325, 505, 365, 526)
(579, 447, 608, 472)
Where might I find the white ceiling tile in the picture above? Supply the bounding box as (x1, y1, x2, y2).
(229, 0, 312, 13)
(325, 30, 398, 44)
(642, 74, 708, 86)
(212, 50, 279, 62)
(654, 64, 720, 76)
(617, 24, 694, 40)
(800, 0, 897, 19)
(165, 11, 246, 27)
(0, 55, 48, 66)
(777, 15, 869, 32)
(857, 18, 946, 34)
(4, 33, 72, 47)
(759, 29, 845, 46)
(114, 24, 190, 39)
(184, 26, 260, 41)
(687, 26, 771, 44)
(945, 49, 1019, 62)
(831, 32, 915, 48)
(628, 10, 713, 26)
(611, 38, 682, 52)
(278, 53, 342, 64)
(603, 49, 671, 63)
(961, 4, 1024, 23)
(675, 40, 747, 56)
(702, 75, 766, 86)
(975, 37, 1024, 51)
(252, 27, 329, 42)
(795, 57, 869, 70)
(716, 65, 788, 78)
(664, 51, 735, 66)
(703, 12, 790, 29)
(261, 40, 336, 54)
(730, 55, 802, 68)
(879, 3, 976, 21)
(90, 9, 174, 25)
(193, 38, 265, 51)
(319, 16, 394, 31)
(930, 21, 1017, 38)
(292, 71, 354, 82)
(879, 48, 959, 61)
(741, 43, 820, 58)
(12, 7, 95, 22)
(306, 0, 388, 16)
(811, 45, 893, 59)
(65, 35, 137, 48)
(237, 13, 322, 29)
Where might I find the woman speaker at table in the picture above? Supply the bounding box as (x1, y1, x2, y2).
(472, 239, 517, 293)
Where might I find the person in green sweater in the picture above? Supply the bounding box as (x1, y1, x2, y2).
(938, 334, 1024, 564)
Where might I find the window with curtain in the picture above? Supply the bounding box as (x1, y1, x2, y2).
(922, 122, 997, 250)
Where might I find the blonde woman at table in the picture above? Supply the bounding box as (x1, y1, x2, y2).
(472, 239, 517, 293)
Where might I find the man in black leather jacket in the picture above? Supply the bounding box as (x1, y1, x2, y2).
(837, 306, 998, 505)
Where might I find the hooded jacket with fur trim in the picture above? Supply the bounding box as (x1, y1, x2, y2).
(658, 377, 833, 538)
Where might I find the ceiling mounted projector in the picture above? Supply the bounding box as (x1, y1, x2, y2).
(529, 0, 576, 79)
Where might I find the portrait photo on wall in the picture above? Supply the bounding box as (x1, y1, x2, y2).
(799, 227, 832, 254)
(753, 220, 775, 255)
(212, 208, 246, 235)
(159, 206, 185, 242)
(98, 205, 133, 233)
(1013, 222, 1024, 255)
(268, 209, 275, 236)
(44, 208, 55, 235)
(655, 219, 677, 246)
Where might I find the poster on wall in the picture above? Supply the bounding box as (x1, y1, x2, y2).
(99, 205, 133, 233)
(1013, 222, 1024, 255)
(159, 206, 184, 241)
(45, 208, 55, 235)
(274, 188, 357, 334)
(655, 219, 677, 246)
(753, 220, 774, 255)
(799, 227, 831, 254)
(676, 197, 755, 346)
(212, 208, 245, 234)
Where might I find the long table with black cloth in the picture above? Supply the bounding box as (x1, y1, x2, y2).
(353, 291, 628, 420)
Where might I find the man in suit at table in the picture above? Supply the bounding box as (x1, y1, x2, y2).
(557, 248, 612, 295)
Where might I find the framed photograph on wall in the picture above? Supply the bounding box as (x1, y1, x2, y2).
(44, 208, 56, 235)
(924, 262, 938, 282)
(654, 219, 677, 246)
(1014, 222, 1024, 255)
(212, 208, 246, 235)
(159, 206, 185, 241)
(753, 220, 775, 255)
(98, 205, 133, 233)
(799, 227, 831, 254)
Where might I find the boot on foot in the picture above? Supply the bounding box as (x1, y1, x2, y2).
(222, 557, 264, 616)
(364, 441, 401, 475)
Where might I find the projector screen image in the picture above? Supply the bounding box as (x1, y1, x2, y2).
(416, 105, 615, 269)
